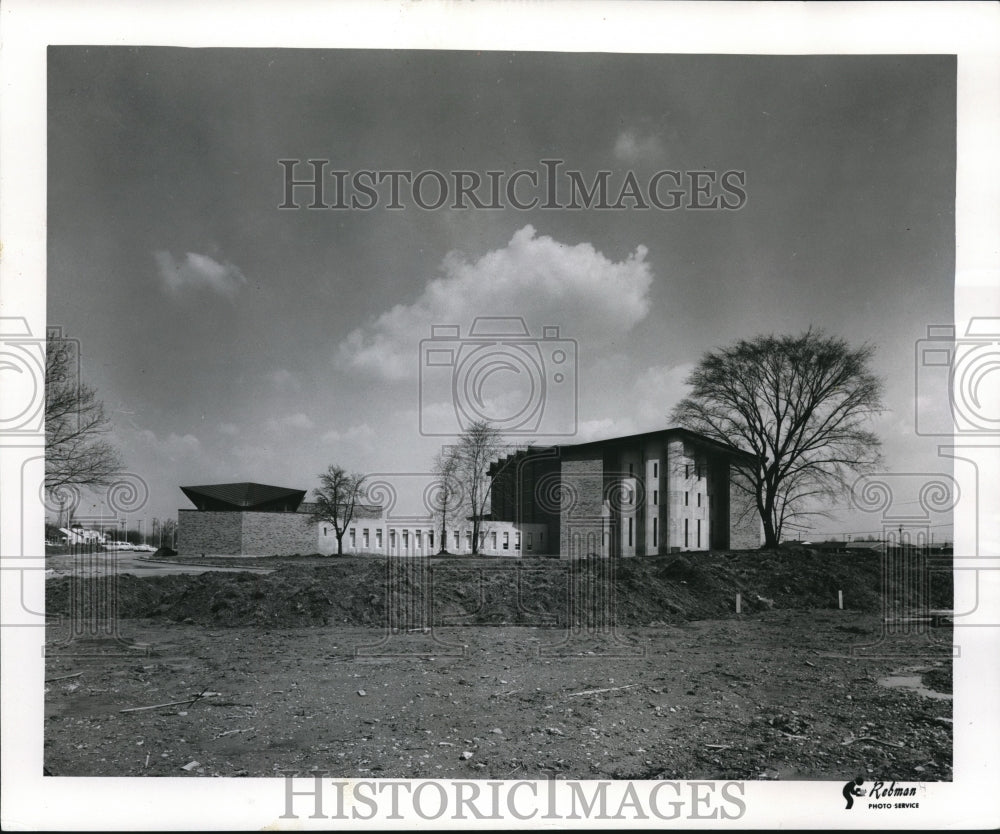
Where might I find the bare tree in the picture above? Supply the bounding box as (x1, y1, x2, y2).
(446, 420, 512, 555)
(669, 330, 884, 549)
(45, 336, 124, 492)
(431, 447, 464, 554)
(308, 465, 367, 556)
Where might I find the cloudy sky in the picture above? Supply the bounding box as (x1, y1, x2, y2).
(47, 48, 955, 537)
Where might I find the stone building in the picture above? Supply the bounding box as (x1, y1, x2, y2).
(175, 428, 760, 558)
(488, 427, 761, 557)
(176, 480, 544, 557)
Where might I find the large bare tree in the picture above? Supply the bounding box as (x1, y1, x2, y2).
(45, 336, 124, 492)
(308, 465, 367, 555)
(670, 330, 884, 548)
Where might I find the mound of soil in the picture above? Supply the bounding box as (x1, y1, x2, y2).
(45, 549, 952, 629)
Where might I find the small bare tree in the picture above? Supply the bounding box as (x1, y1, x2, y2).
(446, 420, 512, 555)
(670, 330, 884, 549)
(308, 465, 367, 556)
(45, 336, 124, 492)
(431, 447, 464, 554)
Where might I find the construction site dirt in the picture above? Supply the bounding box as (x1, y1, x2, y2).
(44, 552, 953, 781)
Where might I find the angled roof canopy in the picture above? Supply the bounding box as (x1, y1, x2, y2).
(180, 482, 307, 512)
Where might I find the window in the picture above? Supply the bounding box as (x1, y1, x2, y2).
(697, 519, 702, 548)
(323, 527, 328, 536)
(503, 532, 509, 550)
(684, 518, 689, 547)
(653, 489, 658, 505)
(363, 528, 370, 548)
(684, 492, 689, 506)
(653, 462, 658, 478)
(428, 531, 434, 548)
(465, 531, 472, 550)
(515, 532, 521, 550)
(628, 517, 633, 547)
(376, 529, 383, 548)
(653, 517, 658, 548)
(402, 530, 409, 549)
(527, 532, 533, 551)
(349, 528, 356, 547)
(454, 530, 460, 548)
(685, 464, 690, 479)
(390, 529, 396, 548)
(697, 493, 701, 508)
(539, 531, 544, 545)
(491, 531, 497, 549)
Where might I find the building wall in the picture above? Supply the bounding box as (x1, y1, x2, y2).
(319, 518, 549, 557)
(664, 439, 712, 552)
(177, 510, 243, 556)
(178, 510, 317, 556)
(558, 452, 607, 559)
(728, 473, 762, 550)
(241, 511, 316, 556)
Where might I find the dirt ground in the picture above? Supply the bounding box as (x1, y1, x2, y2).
(44, 610, 952, 781)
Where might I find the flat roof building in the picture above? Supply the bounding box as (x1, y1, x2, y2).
(176, 428, 761, 558)
(489, 427, 761, 557)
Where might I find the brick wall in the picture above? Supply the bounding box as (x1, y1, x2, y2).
(729, 474, 762, 550)
(177, 510, 242, 556)
(240, 511, 318, 556)
(177, 510, 318, 556)
(559, 453, 606, 558)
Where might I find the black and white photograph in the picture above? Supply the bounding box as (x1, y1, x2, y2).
(1, 2, 998, 829)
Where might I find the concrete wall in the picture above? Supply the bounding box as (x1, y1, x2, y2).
(664, 439, 712, 552)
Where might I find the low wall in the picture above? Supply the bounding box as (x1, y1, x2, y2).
(177, 510, 317, 556)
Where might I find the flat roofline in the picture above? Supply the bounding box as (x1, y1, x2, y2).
(549, 426, 755, 460)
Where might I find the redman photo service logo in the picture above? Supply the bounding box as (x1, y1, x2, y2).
(842, 778, 922, 810)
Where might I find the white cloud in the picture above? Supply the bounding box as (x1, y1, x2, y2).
(321, 423, 376, 444)
(267, 412, 315, 432)
(135, 429, 202, 462)
(268, 368, 300, 390)
(613, 130, 666, 164)
(154, 250, 247, 297)
(337, 225, 652, 381)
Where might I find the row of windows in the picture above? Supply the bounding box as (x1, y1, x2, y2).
(623, 516, 705, 549)
(623, 461, 704, 480)
(621, 488, 710, 507)
(323, 526, 544, 551)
